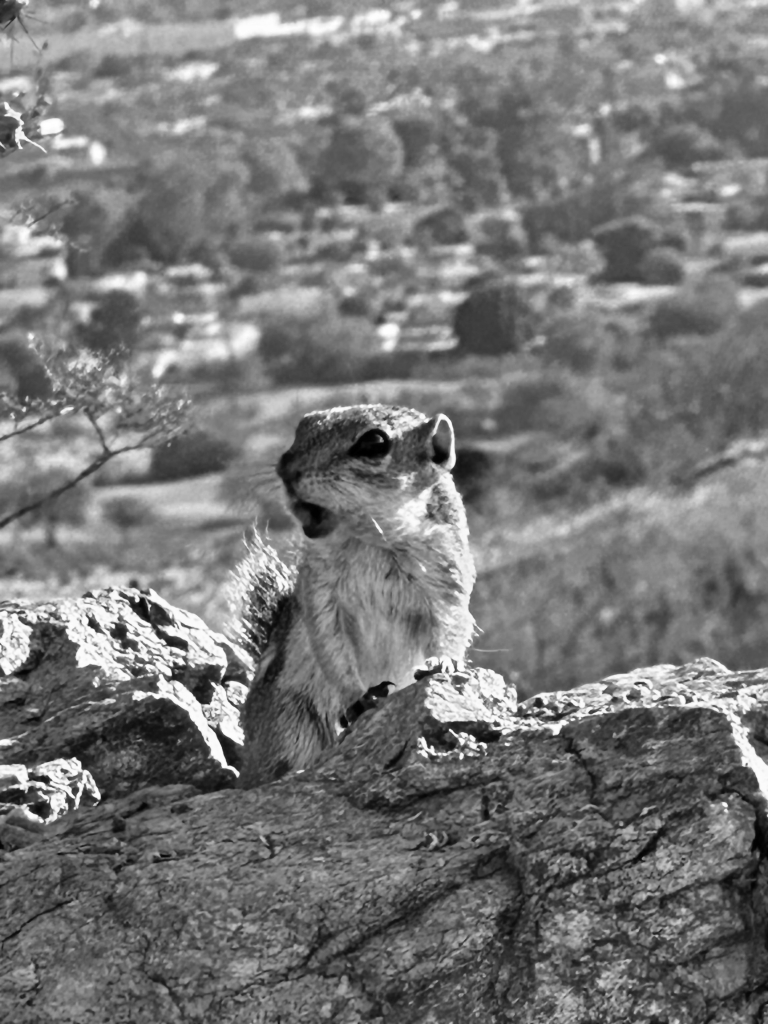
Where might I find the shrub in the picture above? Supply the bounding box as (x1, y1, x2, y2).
(93, 53, 135, 78)
(242, 138, 308, 203)
(260, 313, 381, 385)
(592, 215, 664, 282)
(338, 293, 375, 318)
(102, 495, 156, 534)
(149, 429, 240, 482)
(60, 190, 125, 278)
(650, 122, 726, 170)
(452, 446, 495, 507)
(227, 237, 282, 273)
(0, 336, 51, 402)
(413, 206, 468, 247)
(540, 311, 605, 373)
(392, 112, 439, 168)
(472, 213, 528, 260)
(78, 291, 143, 359)
(3, 464, 94, 547)
(648, 273, 739, 341)
(626, 299, 768, 482)
(132, 150, 250, 264)
(495, 374, 569, 435)
(638, 246, 686, 285)
(523, 165, 673, 249)
(453, 279, 537, 355)
(723, 199, 768, 232)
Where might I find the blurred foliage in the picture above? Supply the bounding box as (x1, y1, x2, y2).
(453, 280, 537, 355)
(316, 115, 405, 207)
(593, 215, 670, 284)
(77, 291, 143, 360)
(472, 471, 768, 696)
(0, 461, 95, 547)
(638, 246, 686, 286)
(260, 311, 381, 384)
(0, 337, 188, 531)
(149, 428, 240, 481)
(11, 0, 768, 697)
(648, 273, 739, 341)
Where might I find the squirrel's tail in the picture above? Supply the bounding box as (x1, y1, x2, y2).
(228, 532, 297, 661)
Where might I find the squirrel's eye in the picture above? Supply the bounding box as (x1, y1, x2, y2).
(349, 428, 391, 459)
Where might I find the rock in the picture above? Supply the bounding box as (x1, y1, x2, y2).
(0, 757, 100, 850)
(3, 591, 768, 1021)
(0, 588, 247, 797)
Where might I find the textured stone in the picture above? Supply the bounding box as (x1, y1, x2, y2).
(2, 592, 768, 1022)
(0, 588, 246, 797)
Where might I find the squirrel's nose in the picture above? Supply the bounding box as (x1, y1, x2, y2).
(277, 451, 298, 483)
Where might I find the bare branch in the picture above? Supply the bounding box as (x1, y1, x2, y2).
(83, 407, 110, 453)
(0, 409, 62, 442)
(0, 438, 150, 530)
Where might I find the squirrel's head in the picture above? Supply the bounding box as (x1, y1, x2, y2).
(277, 404, 458, 541)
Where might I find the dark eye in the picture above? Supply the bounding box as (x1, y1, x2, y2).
(349, 428, 391, 459)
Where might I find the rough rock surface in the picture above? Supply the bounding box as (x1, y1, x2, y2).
(0, 587, 249, 795)
(0, 758, 100, 850)
(2, 591, 768, 1022)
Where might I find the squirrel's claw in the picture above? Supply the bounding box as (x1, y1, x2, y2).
(339, 680, 396, 731)
(413, 656, 459, 680)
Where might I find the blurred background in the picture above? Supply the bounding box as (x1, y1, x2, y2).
(2, 0, 768, 698)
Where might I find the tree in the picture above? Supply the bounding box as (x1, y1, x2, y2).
(78, 291, 143, 360)
(452, 62, 582, 201)
(648, 273, 739, 341)
(131, 146, 250, 264)
(242, 138, 308, 205)
(392, 112, 439, 170)
(132, 157, 209, 264)
(638, 246, 686, 285)
(0, 338, 188, 532)
(60, 190, 126, 278)
(0, 335, 52, 402)
(0, 9, 189, 536)
(649, 122, 727, 171)
(316, 116, 405, 207)
(592, 215, 666, 283)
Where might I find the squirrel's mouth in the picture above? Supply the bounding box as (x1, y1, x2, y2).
(290, 499, 337, 539)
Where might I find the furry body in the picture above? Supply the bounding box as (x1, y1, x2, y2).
(236, 404, 475, 788)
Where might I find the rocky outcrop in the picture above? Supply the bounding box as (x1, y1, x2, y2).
(2, 589, 768, 1022)
(0, 587, 249, 799)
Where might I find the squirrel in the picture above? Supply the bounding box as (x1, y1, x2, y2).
(232, 403, 476, 789)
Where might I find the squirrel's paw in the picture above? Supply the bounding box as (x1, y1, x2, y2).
(413, 656, 459, 681)
(339, 680, 396, 731)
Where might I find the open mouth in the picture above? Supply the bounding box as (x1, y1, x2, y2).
(291, 499, 336, 539)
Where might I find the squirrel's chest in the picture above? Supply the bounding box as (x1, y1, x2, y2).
(332, 545, 435, 679)
(335, 544, 428, 616)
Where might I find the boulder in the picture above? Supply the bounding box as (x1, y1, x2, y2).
(0, 587, 248, 795)
(2, 590, 768, 1022)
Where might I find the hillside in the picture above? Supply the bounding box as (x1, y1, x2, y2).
(4, 0, 768, 699)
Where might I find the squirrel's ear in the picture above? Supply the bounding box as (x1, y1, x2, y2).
(426, 414, 456, 470)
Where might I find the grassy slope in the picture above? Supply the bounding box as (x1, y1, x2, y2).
(471, 461, 768, 697)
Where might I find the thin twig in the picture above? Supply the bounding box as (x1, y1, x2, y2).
(0, 439, 149, 529)
(83, 407, 110, 453)
(0, 409, 63, 442)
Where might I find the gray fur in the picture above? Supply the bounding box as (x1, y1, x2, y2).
(235, 404, 476, 788)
